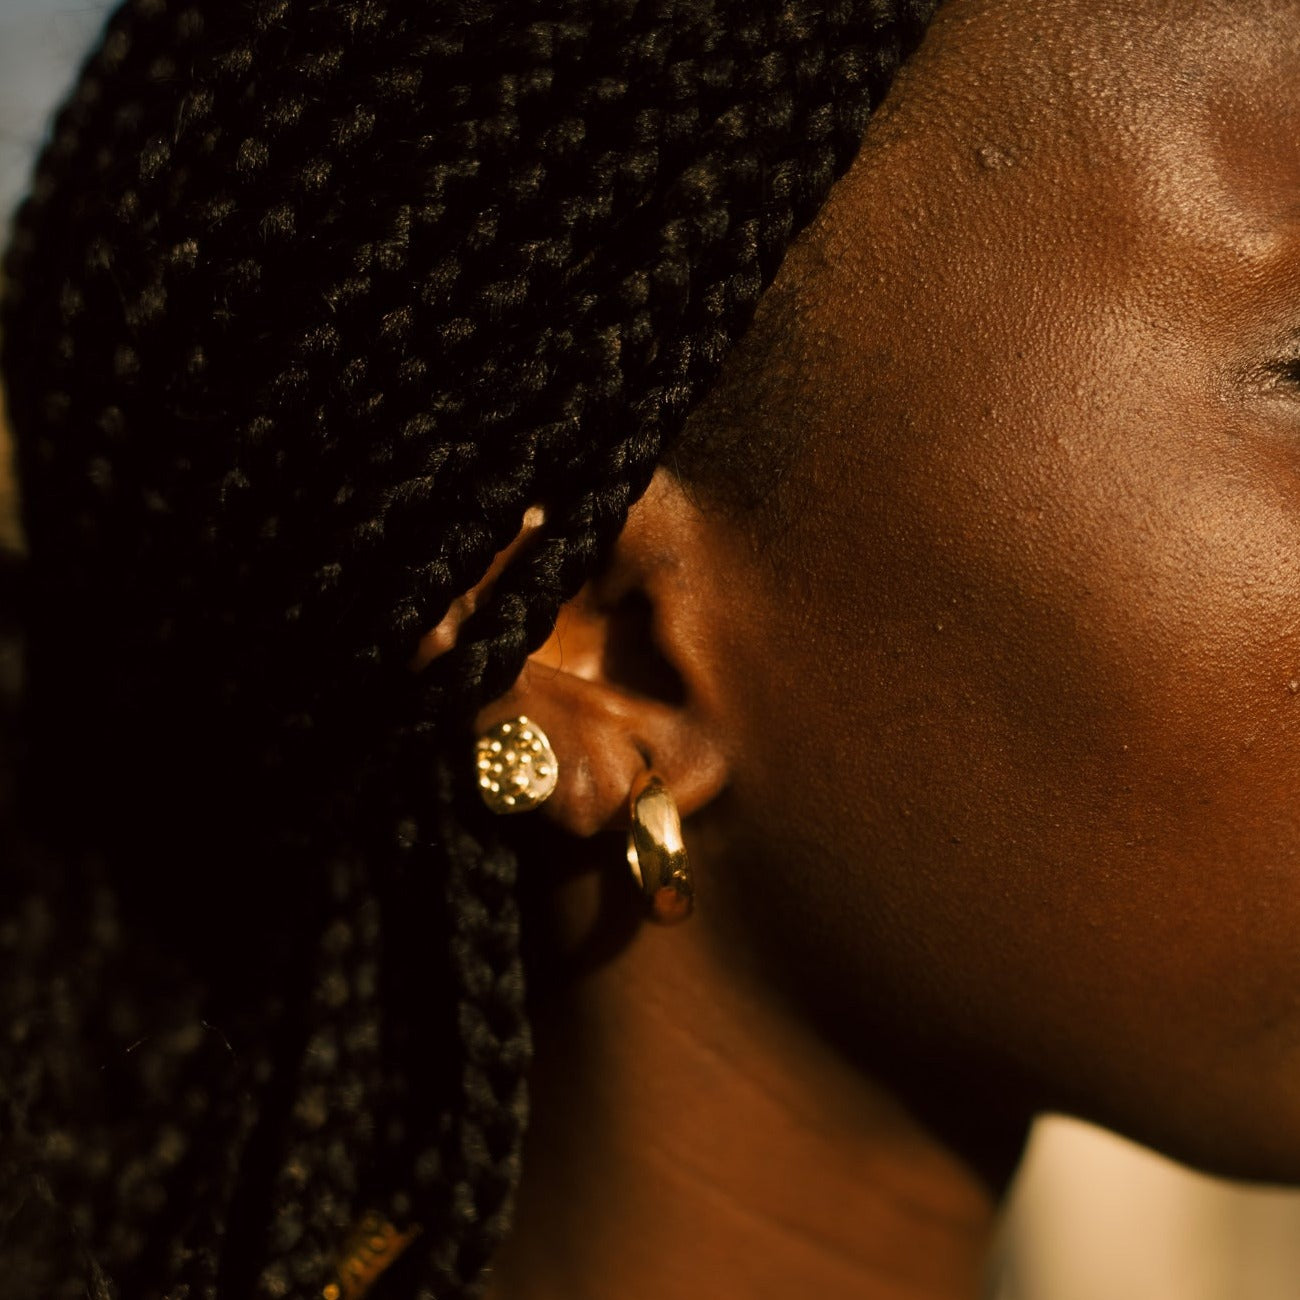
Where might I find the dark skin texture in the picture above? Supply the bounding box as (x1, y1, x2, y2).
(445, 2, 1300, 1295)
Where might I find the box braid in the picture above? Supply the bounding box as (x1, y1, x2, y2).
(0, 0, 941, 1295)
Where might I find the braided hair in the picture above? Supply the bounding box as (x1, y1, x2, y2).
(0, 0, 941, 1294)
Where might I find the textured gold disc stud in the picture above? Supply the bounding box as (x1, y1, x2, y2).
(474, 716, 558, 814)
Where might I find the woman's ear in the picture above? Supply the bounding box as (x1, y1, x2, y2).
(476, 469, 731, 840)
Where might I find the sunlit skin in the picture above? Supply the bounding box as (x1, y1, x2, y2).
(444, 2, 1300, 1296)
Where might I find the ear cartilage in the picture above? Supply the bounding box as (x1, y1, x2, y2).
(474, 716, 558, 814)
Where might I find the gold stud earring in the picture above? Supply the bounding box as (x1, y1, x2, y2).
(474, 716, 558, 814)
(627, 770, 693, 924)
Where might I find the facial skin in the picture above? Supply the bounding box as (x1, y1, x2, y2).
(476, 2, 1300, 1296)
(725, 0, 1300, 1185)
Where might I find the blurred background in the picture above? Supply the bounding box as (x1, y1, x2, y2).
(4, 3, 1300, 1296)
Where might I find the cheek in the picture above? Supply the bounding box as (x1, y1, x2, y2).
(726, 345, 1300, 1179)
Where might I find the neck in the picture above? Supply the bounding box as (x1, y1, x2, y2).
(485, 869, 1005, 1300)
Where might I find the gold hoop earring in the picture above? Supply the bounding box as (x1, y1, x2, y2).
(474, 716, 558, 814)
(627, 771, 693, 924)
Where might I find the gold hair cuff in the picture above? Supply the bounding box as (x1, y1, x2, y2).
(321, 1212, 420, 1300)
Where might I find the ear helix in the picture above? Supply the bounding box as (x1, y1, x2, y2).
(473, 715, 693, 924)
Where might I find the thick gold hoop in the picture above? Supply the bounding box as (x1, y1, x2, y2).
(626, 772, 693, 924)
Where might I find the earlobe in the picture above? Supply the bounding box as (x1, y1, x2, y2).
(473, 469, 730, 846)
